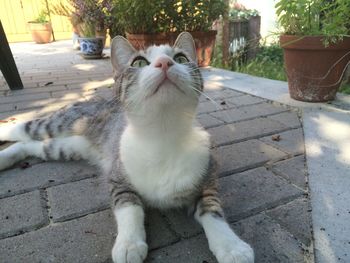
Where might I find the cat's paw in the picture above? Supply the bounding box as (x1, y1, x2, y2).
(210, 234, 254, 263)
(112, 234, 148, 263)
(214, 241, 254, 263)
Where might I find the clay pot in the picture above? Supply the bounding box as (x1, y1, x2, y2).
(126, 31, 217, 67)
(27, 22, 53, 44)
(280, 35, 350, 102)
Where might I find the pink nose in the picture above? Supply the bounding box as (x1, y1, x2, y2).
(154, 56, 174, 71)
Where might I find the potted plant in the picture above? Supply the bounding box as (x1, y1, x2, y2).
(276, 0, 350, 102)
(27, 10, 53, 44)
(51, 0, 114, 57)
(113, 0, 227, 66)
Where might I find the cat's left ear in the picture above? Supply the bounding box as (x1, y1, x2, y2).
(173, 32, 197, 63)
(111, 36, 136, 71)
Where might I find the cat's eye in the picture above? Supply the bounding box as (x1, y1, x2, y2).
(131, 56, 150, 68)
(174, 53, 189, 64)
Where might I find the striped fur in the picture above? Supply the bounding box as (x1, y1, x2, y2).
(0, 33, 253, 263)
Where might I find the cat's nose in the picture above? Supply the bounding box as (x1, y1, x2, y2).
(154, 56, 174, 71)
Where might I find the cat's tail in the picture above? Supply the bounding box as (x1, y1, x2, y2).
(0, 118, 55, 142)
(0, 114, 87, 142)
(0, 135, 97, 171)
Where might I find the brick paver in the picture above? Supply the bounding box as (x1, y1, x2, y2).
(0, 41, 314, 263)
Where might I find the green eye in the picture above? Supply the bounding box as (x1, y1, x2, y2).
(174, 53, 189, 64)
(131, 56, 149, 68)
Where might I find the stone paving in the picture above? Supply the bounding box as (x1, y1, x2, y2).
(0, 41, 314, 263)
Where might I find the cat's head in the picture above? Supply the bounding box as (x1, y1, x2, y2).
(111, 32, 203, 117)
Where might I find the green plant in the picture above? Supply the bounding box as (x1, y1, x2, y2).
(234, 44, 286, 81)
(340, 83, 350, 94)
(229, 2, 259, 21)
(275, 0, 350, 45)
(51, 0, 114, 37)
(112, 0, 227, 34)
(33, 10, 49, 23)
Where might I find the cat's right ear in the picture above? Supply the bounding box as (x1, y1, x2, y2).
(111, 36, 136, 71)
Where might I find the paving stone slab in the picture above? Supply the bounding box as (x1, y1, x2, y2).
(196, 100, 229, 114)
(208, 117, 288, 146)
(0, 161, 98, 198)
(201, 88, 244, 102)
(162, 209, 203, 238)
(0, 210, 115, 263)
(271, 155, 307, 189)
(232, 213, 312, 263)
(268, 111, 301, 129)
(260, 128, 305, 155)
(147, 233, 216, 263)
(224, 94, 265, 107)
(210, 102, 289, 124)
(0, 190, 48, 239)
(266, 198, 313, 246)
(196, 113, 224, 128)
(214, 139, 287, 176)
(47, 177, 110, 222)
(149, 212, 311, 263)
(0, 92, 50, 104)
(218, 167, 303, 222)
(145, 209, 180, 249)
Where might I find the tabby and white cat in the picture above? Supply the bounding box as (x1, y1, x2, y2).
(0, 32, 254, 263)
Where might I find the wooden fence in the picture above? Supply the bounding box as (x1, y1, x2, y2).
(228, 16, 261, 61)
(0, 0, 72, 42)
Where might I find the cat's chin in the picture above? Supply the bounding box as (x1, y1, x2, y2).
(150, 79, 184, 97)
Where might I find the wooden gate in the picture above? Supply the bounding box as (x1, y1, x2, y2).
(0, 0, 72, 42)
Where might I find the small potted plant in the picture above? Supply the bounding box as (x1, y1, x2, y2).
(27, 10, 53, 44)
(52, 0, 113, 57)
(113, 0, 227, 66)
(276, 0, 350, 102)
(72, 0, 115, 58)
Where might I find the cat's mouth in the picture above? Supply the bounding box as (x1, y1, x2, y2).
(151, 77, 185, 97)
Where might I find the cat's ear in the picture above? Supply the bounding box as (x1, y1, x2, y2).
(173, 32, 197, 63)
(111, 36, 136, 71)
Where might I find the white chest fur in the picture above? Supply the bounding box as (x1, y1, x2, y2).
(120, 126, 210, 208)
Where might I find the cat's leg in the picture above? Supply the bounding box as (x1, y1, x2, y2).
(0, 136, 95, 171)
(194, 179, 254, 263)
(110, 176, 148, 263)
(0, 122, 32, 142)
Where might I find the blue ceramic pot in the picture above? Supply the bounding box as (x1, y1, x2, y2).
(79, 37, 104, 58)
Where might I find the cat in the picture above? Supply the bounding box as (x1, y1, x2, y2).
(0, 32, 254, 263)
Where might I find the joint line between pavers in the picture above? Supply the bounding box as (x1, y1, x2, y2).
(0, 172, 98, 200)
(226, 192, 305, 225)
(52, 204, 111, 223)
(212, 127, 296, 148)
(208, 108, 291, 126)
(197, 101, 267, 116)
(267, 163, 308, 193)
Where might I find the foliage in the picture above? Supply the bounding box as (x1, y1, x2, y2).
(275, 0, 350, 45)
(340, 83, 350, 94)
(232, 44, 287, 81)
(51, 0, 114, 37)
(112, 0, 227, 34)
(229, 2, 259, 21)
(33, 10, 49, 23)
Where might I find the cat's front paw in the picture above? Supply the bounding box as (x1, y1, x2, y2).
(112, 234, 148, 263)
(209, 234, 254, 263)
(214, 241, 254, 263)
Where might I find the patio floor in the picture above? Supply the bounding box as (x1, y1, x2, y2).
(0, 41, 314, 263)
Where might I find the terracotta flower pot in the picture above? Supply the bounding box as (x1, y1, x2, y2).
(126, 32, 179, 50)
(280, 35, 350, 102)
(27, 22, 53, 44)
(126, 31, 217, 67)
